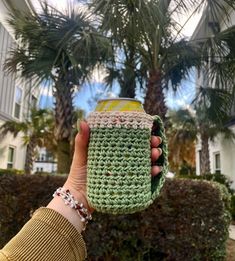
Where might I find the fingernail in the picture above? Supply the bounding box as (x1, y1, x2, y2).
(158, 136, 162, 144)
(77, 120, 80, 132)
(77, 119, 83, 133)
(152, 166, 163, 176)
(157, 148, 162, 155)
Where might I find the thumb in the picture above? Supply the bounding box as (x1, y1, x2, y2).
(76, 121, 90, 149)
(72, 121, 90, 168)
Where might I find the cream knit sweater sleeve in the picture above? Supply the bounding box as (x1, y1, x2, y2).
(0, 207, 87, 261)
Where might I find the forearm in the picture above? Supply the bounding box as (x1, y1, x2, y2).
(47, 185, 87, 233)
(0, 186, 89, 261)
(0, 208, 86, 261)
(0, 125, 91, 261)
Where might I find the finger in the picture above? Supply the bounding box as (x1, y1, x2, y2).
(75, 121, 90, 150)
(151, 166, 162, 176)
(72, 121, 90, 168)
(151, 148, 162, 162)
(151, 136, 162, 148)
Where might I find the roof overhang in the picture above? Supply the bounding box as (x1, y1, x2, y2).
(4, 0, 34, 13)
(191, 3, 232, 41)
(0, 0, 35, 39)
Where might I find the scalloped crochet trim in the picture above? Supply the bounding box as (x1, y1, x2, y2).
(87, 111, 153, 129)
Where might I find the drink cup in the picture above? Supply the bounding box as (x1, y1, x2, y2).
(87, 98, 168, 214)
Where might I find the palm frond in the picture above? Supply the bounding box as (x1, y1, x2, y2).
(188, 26, 235, 98)
(103, 67, 121, 87)
(5, 2, 111, 86)
(168, 109, 197, 140)
(169, 0, 204, 15)
(0, 108, 56, 152)
(193, 87, 233, 127)
(167, 108, 197, 171)
(163, 39, 201, 91)
(0, 121, 28, 138)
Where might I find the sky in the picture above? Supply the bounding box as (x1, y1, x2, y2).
(32, 0, 202, 114)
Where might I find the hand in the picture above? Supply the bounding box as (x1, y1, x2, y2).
(65, 121, 163, 211)
(150, 135, 163, 176)
(63, 121, 91, 212)
(47, 121, 91, 232)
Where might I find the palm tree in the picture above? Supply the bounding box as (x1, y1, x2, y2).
(167, 109, 197, 174)
(5, 2, 111, 173)
(167, 87, 235, 175)
(91, 0, 235, 175)
(95, 1, 147, 99)
(91, 0, 235, 122)
(193, 87, 235, 174)
(0, 109, 54, 175)
(91, 0, 147, 99)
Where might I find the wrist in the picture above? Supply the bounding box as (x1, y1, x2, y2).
(47, 195, 85, 232)
(47, 186, 92, 232)
(63, 182, 91, 212)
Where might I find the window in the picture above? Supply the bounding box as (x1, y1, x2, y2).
(198, 150, 202, 175)
(7, 147, 15, 169)
(40, 154, 45, 161)
(46, 152, 53, 161)
(231, 103, 235, 117)
(14, 86, 23, 119)
(214, 152, 221, 173)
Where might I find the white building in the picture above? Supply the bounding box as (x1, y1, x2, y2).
(192, 6, 235, 189)
(33, 147, 57, 174)
(0, 0, 36, 170)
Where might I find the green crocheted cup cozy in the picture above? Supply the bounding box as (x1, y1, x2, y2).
(87, 112, 168, 214)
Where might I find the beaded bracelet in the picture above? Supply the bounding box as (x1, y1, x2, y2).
(53, 187, 92, 230)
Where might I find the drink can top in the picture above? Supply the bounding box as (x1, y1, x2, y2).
(95, 98, 144, 112)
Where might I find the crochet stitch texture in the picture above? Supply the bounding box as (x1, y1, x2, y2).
(87, 111, 168, 214)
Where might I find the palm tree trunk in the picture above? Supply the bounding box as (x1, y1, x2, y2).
(119, 68, 136, 98)
(200, 130, 211, 175)
(54, 77, 74, 174)
(24, 138, 36, 175)
(57, 138, 71, 173)
(144, 69, 167, 120)
(119, 49, 136, 98)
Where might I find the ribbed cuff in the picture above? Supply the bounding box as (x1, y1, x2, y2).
(1, 207, 87, 261)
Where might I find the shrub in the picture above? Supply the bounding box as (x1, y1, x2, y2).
(178, 173, 234, 194)
(0, 175, 231, 260)
(0, 168, 24, 175)
(34, 171, 54, 176)
(85, 179, 231, 260)
(179, 161, 195, 176)
(231, 195, 235, 221)
(178, 173, 235, 221)
(0, 174, 65, 247)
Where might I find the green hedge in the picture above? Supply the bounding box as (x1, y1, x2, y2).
(0, 174, 231, 260)
(0, 168, 24, 175)
(231, 195, 235, 220)
(178, 173, 235, 221)
(178, 173, 234, 194)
